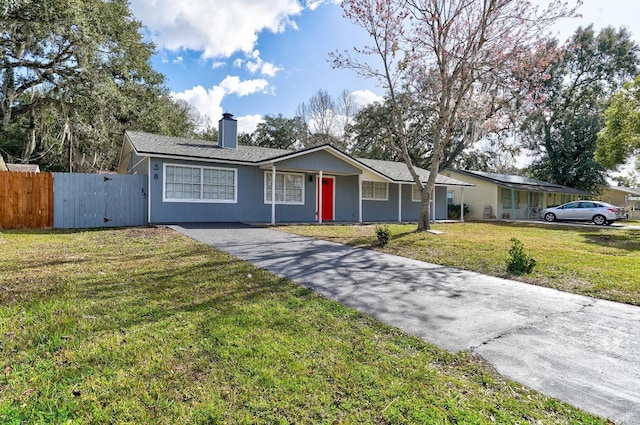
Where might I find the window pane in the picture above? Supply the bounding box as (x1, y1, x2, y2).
(374, 182, 387, 199)
(362, 181, 374, 198)
(203, 168, 235, 201)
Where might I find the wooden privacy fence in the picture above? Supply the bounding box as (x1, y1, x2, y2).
(0, 172, 147, 229)
(0, 172, 53, 229)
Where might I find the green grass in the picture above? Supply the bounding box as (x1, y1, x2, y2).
(281, 222, 640, 305)
(0, 228, 609, 424)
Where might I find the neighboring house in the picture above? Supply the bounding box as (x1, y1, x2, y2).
(117, 113, 474, 225)
(443, 169, 592, 221)
(6, 163, 40, 172)
(0, 154, 7, 171)
(598, 186, 640, 208)
(598, 186, 640, 220)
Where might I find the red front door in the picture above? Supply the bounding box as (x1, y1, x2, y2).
(318, 177, 334, 221)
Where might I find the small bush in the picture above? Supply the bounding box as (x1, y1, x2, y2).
(375, 224, 390, 247)
(506, 237, 536, 275)
(447, 203, 470, 220)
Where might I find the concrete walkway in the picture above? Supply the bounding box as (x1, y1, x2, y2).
(171, 223, 640, 424)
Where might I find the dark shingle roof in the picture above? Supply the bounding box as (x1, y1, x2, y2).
(357, 158, 473, 186)
(449, 169, 591, 195)
(125, 131, 473, 187)
(126, 131, 292, 163)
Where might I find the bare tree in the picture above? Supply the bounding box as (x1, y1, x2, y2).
(332, 0, 579, 230)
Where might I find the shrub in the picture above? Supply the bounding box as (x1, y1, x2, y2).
(506, 237, 536, 275)
(375, 224, 390, 247)
(447, 203, 470, 220)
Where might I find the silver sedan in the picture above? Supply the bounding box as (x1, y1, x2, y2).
(541, 201, 626, 225)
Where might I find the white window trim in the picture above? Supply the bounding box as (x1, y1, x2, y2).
(163, 163, 237, 203)
(263, 171, 305, 205)
(362, 181, 389, 201)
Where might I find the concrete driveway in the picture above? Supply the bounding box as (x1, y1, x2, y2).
(171, 223, 640, 424)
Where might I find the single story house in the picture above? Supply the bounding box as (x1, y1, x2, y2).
(597, 186, 640, 208)
(442, 169, 592, 220)
(117, 113, 474, 225)
(598, 186, 640, 220)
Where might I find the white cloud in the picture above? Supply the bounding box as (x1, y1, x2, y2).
(212, 61, 226, 69)
(130, 0, 304, 59)
(219, 75, 269, 96)
(350, 90, 384, 107)
(305, 0, 339, 11)
(171, 76, 270, 129)
(172, 85, 225, 127)
(238, 114, 265, 134)
(233, 50, 282, 77)
(259, 62, 281, 77)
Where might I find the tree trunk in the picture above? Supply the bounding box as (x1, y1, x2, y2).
(417, 189, 431, 231)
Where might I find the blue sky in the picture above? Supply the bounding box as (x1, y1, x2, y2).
(128, 0, 640, 134)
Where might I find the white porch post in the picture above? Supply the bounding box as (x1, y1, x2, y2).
(318, 170, 323, 224)
(398, 183, 402, 222)
(271, 164, 276, 225)
(460, 187, 465, 222)
(431, 187, 436, 222)
(358, 174, 363, 223)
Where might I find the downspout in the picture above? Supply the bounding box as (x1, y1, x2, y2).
(358, 174, 362, 223)
(318, 170, 323, 224)
(147, 158, 152, 225)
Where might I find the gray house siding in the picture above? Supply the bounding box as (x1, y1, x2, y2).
(401, 184, 421, 220)
(267, 172, 317, 223)
(362, 183, 401, 222)
(275, 150, 362, 175)
(148, 158, 271, 223)
(435, 186, 447, 219)
(139, 154, 455, 224)
(334, 175, 360, 222)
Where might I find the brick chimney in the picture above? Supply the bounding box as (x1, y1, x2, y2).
(218, 112, 238, 149)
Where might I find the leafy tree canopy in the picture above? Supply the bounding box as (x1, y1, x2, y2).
(0, 0, 196, 171)
(596, 76, 640, 170)
(522, 25, 639, 193)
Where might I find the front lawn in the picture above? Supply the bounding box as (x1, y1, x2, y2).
(0, 228, 608, 424)
(281, 222, 640, 305)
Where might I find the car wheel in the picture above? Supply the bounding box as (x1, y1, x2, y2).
(544, 212, 556, 222)
(592, 215, 607, 225)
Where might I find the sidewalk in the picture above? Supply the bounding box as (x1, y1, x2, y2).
(171, 223, 640, 424)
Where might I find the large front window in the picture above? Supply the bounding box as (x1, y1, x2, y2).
(501, 188, 520, 209)
(164, 164, 236, 202)
(362, 181, 388, 200)
(264, 172, 304, 204)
